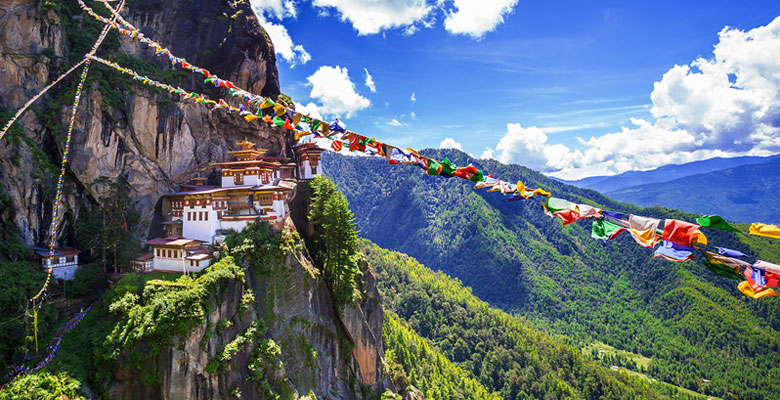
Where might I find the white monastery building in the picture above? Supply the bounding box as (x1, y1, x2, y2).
(135, 139, 324, 273)
(33, 248, 82, 280)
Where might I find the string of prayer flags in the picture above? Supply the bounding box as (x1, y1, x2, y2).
(696, 215, 741, 233)
(661, 219, 707, 248)
(654, 241, 695, 262)
(703, 251, 750, 280)
(749, 223, 780, 239)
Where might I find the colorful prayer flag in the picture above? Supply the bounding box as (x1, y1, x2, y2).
(749, 223, 780, 239)
(703, 251, 748, 280)
(592, 219, 627, 241)
(696, 215, 741, 232)
(653, 241, 695, 262)
(661, 219, 707, 247)
(716, 247, 747, 258)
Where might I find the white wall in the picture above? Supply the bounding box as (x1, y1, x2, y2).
(182, 205, 219, 243)
(53, 265, 80, 280)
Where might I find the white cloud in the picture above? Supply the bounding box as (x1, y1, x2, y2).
(410, 91, 416, 103)
(306, 66, 371, 118)
(388, 118, 407, 127)
(251, 0, 297, 19)
(480, 147, 494, 159)
(364, 68, 377, 92)
(443, 0, 519, 39)
(295, 102, 324, 120)
(312, 0, 433, 35)
(439, 137, 463, 150)
(410, 111, 417, 119)
(486, 16, 780, 179)
(251, 1, 310, 66)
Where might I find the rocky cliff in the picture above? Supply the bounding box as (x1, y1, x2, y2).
(0, 0, 288, 245)
(105, 222, 394, 399)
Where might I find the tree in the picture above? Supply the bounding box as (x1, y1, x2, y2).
(307, 175, 361, 308)
(76, 177, 140, 274)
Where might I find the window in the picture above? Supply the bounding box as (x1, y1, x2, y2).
(205, 212, 208, 221)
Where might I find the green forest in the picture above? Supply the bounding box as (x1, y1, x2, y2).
(323, 149, 780, 399)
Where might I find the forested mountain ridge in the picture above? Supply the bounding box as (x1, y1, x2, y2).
(607, 158, 780, 224)
(322, 149, 780, 399)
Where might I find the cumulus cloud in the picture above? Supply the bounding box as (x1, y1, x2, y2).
(295, 102, 324, 120)
(485, 16, 780, 179)
(443, 0, 519, 38)
(388, 118, 407, 127)
(364, 68, 377, 92)
(439, 137, 463, 150)
(306, 66, 371, 118)
(251, 0, 310, 66)
(312, 0, 432, 35)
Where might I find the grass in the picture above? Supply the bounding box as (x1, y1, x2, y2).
(583, 341, 724, 400)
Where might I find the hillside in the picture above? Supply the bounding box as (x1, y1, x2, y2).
(562, 154, 779, 193)
(322, 149, 780, 400)
(607, 158, 780, 224)
(364, 240, 668, 399)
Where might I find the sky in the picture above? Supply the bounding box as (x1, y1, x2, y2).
(250, 0, 780, 179)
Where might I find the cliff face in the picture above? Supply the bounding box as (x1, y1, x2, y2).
(0, 0, 287, 244)
(106, 223, 394, 399)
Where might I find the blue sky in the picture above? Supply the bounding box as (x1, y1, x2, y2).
(251, 0, 780, 179)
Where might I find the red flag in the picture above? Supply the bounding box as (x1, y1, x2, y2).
(331, 141, 343, 151)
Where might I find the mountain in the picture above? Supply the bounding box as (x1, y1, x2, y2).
(561, 155, 779, 193)
(364, 240, 668, 399)
(607, 158, 780, 224)
(0, 0, 287, 246)
(322, 149, 780, 400)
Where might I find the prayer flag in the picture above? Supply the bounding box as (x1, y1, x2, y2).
(426, 158, 443, 176)
(474, 176, 500, 189)
(628, 215, 661, 248)
(440, 158, 458, 176)
(244, 114, 260, 122)
(703, 251, 748, 280)
(544, 197, 574, 216)
(272, 116, 285, 126)
(749, 223, 780, 239)
(331, 141, 343, 152)
(696, 215, 741, 232)
(273, 104, 286, 117)
(653, 241, 695, 262)
(310, 119, 322, 132)
(291, 113, 302, 126)
(754, 260, 780, 275)
(661, 219, 707, 247)
(283, 119, 294, 130)
(738, 281, 780, 299)
(389, 147, 415, 165)
(349, 134, 367, 152)
(554, 209, 581, 225)
(592, 219, 627, 241)
(295, 131, 311, 140)
(576, 204, 602, 219)
(716, 247, 747, 258)
(260, 98, 275, 109)
(743, 265, 780, 292)
(453, 165, 479, 180)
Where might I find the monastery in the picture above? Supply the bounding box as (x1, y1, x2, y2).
(135, 139, 324, 274)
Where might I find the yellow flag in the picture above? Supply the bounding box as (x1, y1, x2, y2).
(274, 103, 286, 117)
(291, 113, 302, 126)
(738, 281, 780, 299)
(749, 223, 780, 239)
(295, 131, 311, 140)
(244, 114, 260, 122)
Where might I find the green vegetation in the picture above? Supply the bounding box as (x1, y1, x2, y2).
(0, 371, 84, 400)
(76, 177, 141, 274)
(363, 240, 666, 399)
(307, 175, 363, 308)
(324, 149, 780, 399)
(384, 313, 500, 400)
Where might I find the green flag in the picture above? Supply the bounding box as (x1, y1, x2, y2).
(440, 157, 458, 176)
(592, 219, 626, 241)
(702, 259, 743, 280)
(545, 197, 572, 214)
(696, 215, 741, 233)
(426, 159, 442, 176)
